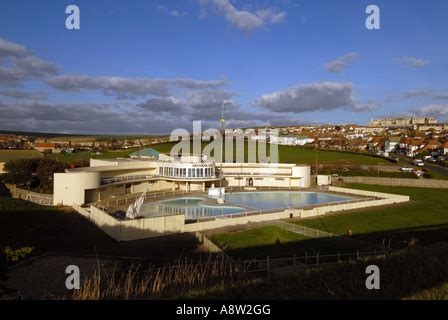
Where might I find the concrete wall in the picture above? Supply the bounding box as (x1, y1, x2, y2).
(54, 172, 101, 206)
(292, 166, 311, 187)
(339, 176, 448, 189)
(73, 205, 185, 241)
(6, 184, 53, 206)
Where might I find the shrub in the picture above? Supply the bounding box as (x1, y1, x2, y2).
(423, 172, 435, 179)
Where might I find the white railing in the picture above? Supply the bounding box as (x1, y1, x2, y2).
(101, 174, 218, 186)
(101, 175, 157, 185)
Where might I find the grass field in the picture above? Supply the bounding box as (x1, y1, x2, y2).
(0, 148, 139, 165)
(150, 141, 391, 165)
(210, 225, 366, 259)
(0, 150, 43, 162)
(46, 148, 139, 164)
(211, 184, 448, 258)
(295, 184, 448, 248)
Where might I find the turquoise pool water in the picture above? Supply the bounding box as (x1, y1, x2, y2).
(225, 191, 352, 211)
(140, 197, 245, 219)
(139, 191, 352, 220)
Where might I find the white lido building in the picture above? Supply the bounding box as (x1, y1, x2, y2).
(53, 154, 311, 206)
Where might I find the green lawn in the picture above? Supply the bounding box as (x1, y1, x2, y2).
(0, 196, 56, 212)
(211, 184, 448, 257)
(0, 148, 139, 165)
(295, 184, 448, 248)
(211, 225, 366, 259)
(151, 141, 391, 165)
(0, 150, 43, 162)
(46, 148, 139, 164)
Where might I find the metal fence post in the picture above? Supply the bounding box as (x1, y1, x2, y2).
(305, 250, 308, 264)
(357, 249, 360, 260)
(316, 252, 319, 265)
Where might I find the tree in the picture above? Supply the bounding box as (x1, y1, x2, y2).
(2, 158, 40, 186)
(35, 159, 66, 192)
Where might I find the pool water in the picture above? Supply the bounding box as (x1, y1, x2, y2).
(140, 197, 245, 219)
(225, 191, 352, 211)
(139, 191, 352, 220)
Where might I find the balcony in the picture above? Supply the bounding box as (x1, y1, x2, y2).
(101, 175, 156, 185)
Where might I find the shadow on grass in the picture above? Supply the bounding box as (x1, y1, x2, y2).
(0, 206, 205, 265)
(185, 243, 448, 300)
(215, 223, 448, 260)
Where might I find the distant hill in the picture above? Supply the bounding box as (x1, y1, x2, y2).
(0, 130, 167, 139)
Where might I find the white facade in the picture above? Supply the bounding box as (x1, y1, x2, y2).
(53, 156, 311, 206)
(266, 135, 314, 146)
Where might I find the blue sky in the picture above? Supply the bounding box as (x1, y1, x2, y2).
(0, 0, 447, 134)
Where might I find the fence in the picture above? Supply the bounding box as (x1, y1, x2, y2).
(106, 189, 207, 207)
(243, 249, 405, 279)
(8, 185, 54, 206)
(339, 176, 448, 189)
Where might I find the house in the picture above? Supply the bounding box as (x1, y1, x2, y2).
(367, 137, 384, 152)
(34, 142, 57, 153)
(270, 135, 314, 146)
(397, 137, 424, 157)
(442, 142, 448, 155)
(347, 139, 367, 151)
(421, 140, 442, 155)
(384, 136, 401, 153)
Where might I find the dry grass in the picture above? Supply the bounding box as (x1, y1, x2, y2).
(72, 256, 247, 300)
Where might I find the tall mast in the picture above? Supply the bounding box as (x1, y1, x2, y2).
(220, 101, 225, 198)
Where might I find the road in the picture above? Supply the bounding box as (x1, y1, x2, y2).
(398, 156, 448, 178)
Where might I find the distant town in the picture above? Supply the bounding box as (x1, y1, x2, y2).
(1, 117, 447, 168)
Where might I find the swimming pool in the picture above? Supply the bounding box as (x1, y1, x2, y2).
(140, 197, 245, 219)
(139, 191, 352, 220)
(225, 191, 352, 211)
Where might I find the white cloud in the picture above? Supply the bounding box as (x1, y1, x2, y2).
(413, 104, 448, 120)
(325, 53, 359, 73)
(0, 89, 47, 100)
(0, 37, 59, 86)
(46, 75, 227, 99)
(0, 37, 27, 59)
(254, 82, 378, 113)
(396, 56, 431, 68)
(203, 0, 286, 32)
(157, 5, 186, 17)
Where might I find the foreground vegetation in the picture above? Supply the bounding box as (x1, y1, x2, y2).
(183, 243, 448, 300)
(14, 243, 448, 300)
